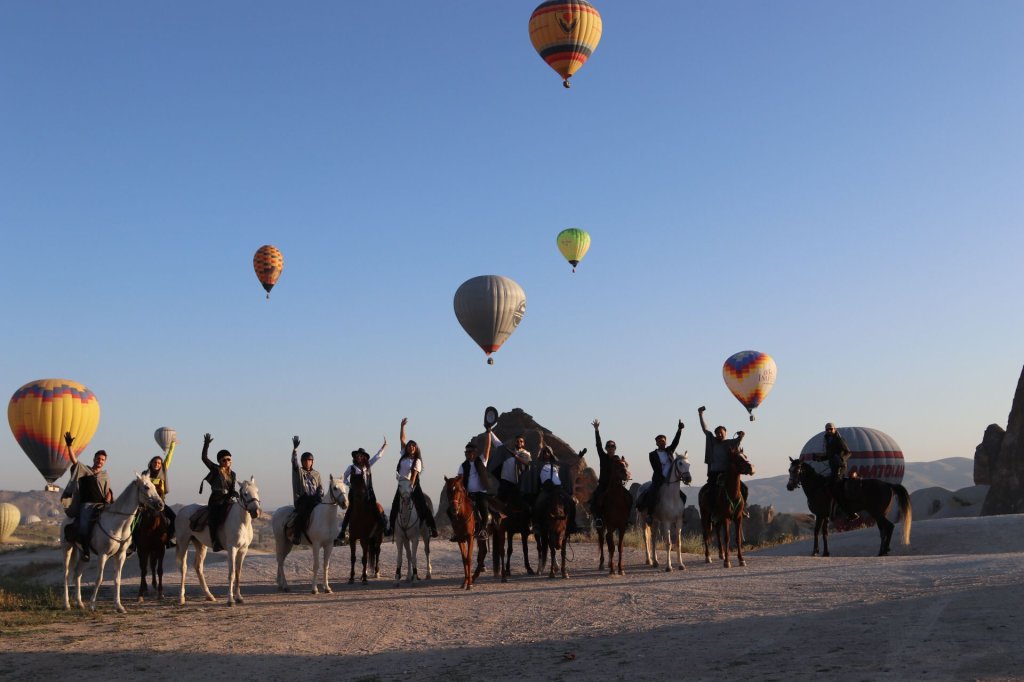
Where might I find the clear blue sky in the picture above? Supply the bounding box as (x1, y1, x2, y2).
(2, 2, 1022, 508)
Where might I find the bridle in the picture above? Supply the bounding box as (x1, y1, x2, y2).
(237, 484, 261, 519)
(94, 479, 163, 550)
(327, 482, 348, 508)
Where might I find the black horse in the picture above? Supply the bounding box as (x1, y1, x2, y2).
(787, 457, 912, 556)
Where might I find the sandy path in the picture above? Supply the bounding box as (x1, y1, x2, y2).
(2, 517, 1023, 681)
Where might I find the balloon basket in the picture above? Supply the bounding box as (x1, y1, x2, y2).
(45, 484, 60, 493)
(749, 415, 755, 422)
(487, 358, 494, 365)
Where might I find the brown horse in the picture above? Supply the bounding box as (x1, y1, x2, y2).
(699, 444, 754, 568)
(346, 473, 384, 584)
(490, 497, 535, 582)
(597, 456, 632, 576)
(444, 475, 487, 589)
(536, 492, 569, 579)
(132, 508, 171, 602)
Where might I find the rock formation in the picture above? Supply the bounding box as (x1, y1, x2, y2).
(980, 365, 1024, 515)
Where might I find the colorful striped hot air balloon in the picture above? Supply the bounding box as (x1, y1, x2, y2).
(556, 228, 591, 272)
(529, 0, 603, 88)
(722, 351, 777, 421)
(8, 379, 101, 486)
(253, 245, 284, 299)
(454, 275, 527, 364)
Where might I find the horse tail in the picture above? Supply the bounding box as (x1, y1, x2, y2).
(894, 484, 912, 545)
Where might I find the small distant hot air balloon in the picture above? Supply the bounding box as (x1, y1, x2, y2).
(454, 275, 527, 365)
(154, 427, 177, 454)
(556, 228, 591, 272)
(8, 379, 101, 488)
(529, 0, 603, 88)
(722, 351, 777, 421)
(253, 245, 284, 299)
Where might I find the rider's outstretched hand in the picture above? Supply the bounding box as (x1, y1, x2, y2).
(292, 435, 300, 449)
(64, 431, 74, 448)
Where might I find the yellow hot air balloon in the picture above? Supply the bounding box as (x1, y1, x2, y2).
(529, 0, 603, 88)
(0, 503, 21, 542)
(556, 228, 591, 272)
(253, 245, 284, 299)
(8, 379, 101, 487)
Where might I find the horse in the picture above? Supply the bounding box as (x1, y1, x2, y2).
(642, 451, 693, 572)
(272, 475, 349, 593)
(174, 477, 261, 606)
(393, 477, 433, 586)
(490, 497, 535, 583)
(787, 457, 912, 556)
(597, 456, 633, 576)
(345, 472, 384, 584)
(62, 473, 165, 613)
(699, 445, 754, 568)
(444, 475, 487, 589)
(535, 489, 569, 579)
(132, 507, 172, 602)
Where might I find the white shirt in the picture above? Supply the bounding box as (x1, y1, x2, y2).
(657, 449, 672, 478)
(539, 462, 561, 486)
(397, 450, 422, 480)
(459, 461, 487, 494)
(343, 446, 385, 485)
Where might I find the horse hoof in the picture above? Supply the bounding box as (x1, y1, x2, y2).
(724, 562, 731, 569)
(394, 582, 401, 588)
(739, 560, 746, 567)
(348, 579, 355, 584)
(652, 561, 659, 568)
(501, 576, 507, 583)
(137, 596, 144, 603)
(665, 567, 672, 573)
(823, 552, 830, 557)
(561, 573, 568, 579)
(705, 558, 712, 564)
(311, 588, 318, 595)
(205, 596, 216, 602)
(618, 569, 625, 576)
(325, 587, 332, 594)
(811, 551, 819, 556)
(226, 601, 234, 608)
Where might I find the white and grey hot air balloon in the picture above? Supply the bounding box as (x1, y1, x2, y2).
(154, 427, 177, 454)
(799, 426, 904, 485)
(453, 275, 526, 365)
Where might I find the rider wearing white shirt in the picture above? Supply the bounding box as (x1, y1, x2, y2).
(337, 439, 387, 544)
(387, 418, 438, 538)
(495, 433, 532, 503)
(533, 445, 579, 534)
(451, 430, 493, 539)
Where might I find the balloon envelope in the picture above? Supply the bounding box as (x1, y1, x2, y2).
(556, 228, 591, 271)
(453, 275, 526, 362)
(799, 427, 905, 485)
(0, 503, 20, 541)
(154, 427, 177, 453)
(722, 351, 777, 419)
(8, 379, 101, 484)
(529, 0, 603, 87)
(253, 245, 284, 296)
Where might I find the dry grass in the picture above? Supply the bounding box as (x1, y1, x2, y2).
(0, 561, 97, 634)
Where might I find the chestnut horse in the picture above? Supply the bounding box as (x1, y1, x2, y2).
(536, 492, 569, 579)
(490, 498, 535, 582)
(597, 456, 632, 576)
(699, 445, 754, 568)
(133, 508, 172, 602)
(346, 473, 384, 584)
(444, 475, 487, 589)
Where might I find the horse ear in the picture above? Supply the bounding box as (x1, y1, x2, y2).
(249, 475, 255, 483)
(330, 473, 334, 482)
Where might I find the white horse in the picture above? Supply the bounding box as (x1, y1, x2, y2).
(393, 477, 433, 587)
(174, 477, 261, 607)
(272, 475, 349, 594)
(642, 452, 693, 571)
(62, 473, 164, 613)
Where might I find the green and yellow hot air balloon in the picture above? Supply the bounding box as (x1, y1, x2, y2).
(556, 228, 591, 272)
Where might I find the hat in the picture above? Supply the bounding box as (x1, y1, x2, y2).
(301, 451, 314, 461)
(351, 448, 369, 458)
(465, 441, 478, 451)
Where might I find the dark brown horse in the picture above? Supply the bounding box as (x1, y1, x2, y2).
(597, 456, 632, 576)
(536, 491, 569, 579)
(490, 497, 534, 582)
(347, 473, 384, 584)
(444, 475, 487, 589)
(699, 445, 754, 568)
(132, 508, 171, 602)
(787, 457, 912, 556)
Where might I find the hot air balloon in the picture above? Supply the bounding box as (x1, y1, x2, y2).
(722, 351, 777, 421)
(154, 427, 177, 454)
(0, 503, 20, 542)
(556, 228, 591, 272)
(253, 245, 284, 299)
(799, 427, 904, 485)
(529, 0, 603, 88)
(8, 379, 101, 488)
(454, 275, 526, 365)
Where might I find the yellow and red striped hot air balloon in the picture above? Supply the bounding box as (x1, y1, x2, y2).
(722, 351, 777, 421)
(529, 1, 603, 88)
(253, 245, 284, 299)
(8, 379, 101, 487)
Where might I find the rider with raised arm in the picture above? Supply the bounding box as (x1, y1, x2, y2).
(290, 436, 324, 545)
(495, 433, 532, 504)
(336, 437, 387, 544)
(699, 406, 749, 510)
(200, 433, 237, 552)
(143, 443, 178, 549)
(62, 432, 113, 561)
(387, 418, 439, 538)
(453, 426, 492, 539)
(818, 422, 860, 521)
(589, 419, 619, 528)
(637, 420, 684, 522)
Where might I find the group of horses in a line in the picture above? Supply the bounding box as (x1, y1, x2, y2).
(58, 442, 912, 611)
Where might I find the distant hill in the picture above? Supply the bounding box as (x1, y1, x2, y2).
(747, 457, 974, 513)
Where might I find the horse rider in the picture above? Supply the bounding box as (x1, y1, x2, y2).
(387, 418, 439, 538)
(699, 406, 749, 514)
(200, 433, 237, 552)
(142, 446, 177, 549)
(452, 433, 492, 539)
(817, 422, 860, 521)
(533, 445, 578, 534)
(289, 436, 323, 545)
(336, 438, 388, 545)
(61, 432, 113, 561)
(589, 418, 618, 528)
(636, 419, 684, 522)
(494, 433, 532, 505)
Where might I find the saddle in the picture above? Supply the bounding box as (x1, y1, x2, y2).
(190, 506, 210, 532)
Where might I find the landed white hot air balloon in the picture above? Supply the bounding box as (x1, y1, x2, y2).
(453, 275, 526, 364)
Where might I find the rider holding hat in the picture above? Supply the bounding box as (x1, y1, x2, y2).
(336, 437, 387, 544)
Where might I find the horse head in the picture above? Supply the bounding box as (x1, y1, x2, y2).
(672, 452, 692, 485)
(328, 474, 349, 509)
(397, 477, 414, 500)
(135, 472, 165, 513)
(786, 457, 802, 491)
(729, 446, 755, 476)
(238, 476, 262, 519)
(611, 456, 631, 483)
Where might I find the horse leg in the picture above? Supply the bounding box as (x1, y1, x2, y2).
(812, 515, 821, 556)
(394, 532, 405, 587)
(89, 553, 109, 612)
(155, 549, 164, 600)
(110, 553, 128, 614)
(561, 540, 568, 579)
(138, 550, 148, 602)
(598, 526, 606, 571)
(323, 545, 334, 593)
(360, 540, 369, 584)
(311, 542, 321, 594)
(617, 528, 626, 576)
(675, 524, 685, 571)
(877, 516, 894, 556)
(821, 515, 830, 557)
(223, 547, 237, 606)
(736, 515, 746, 567)
(409, 534, 419, 582)
(62, 545, 74, 610)
(722, 518, 732, 568)
(465, 536, 474, 589)
(492, 528, 502, 578)
(522, 530, 535, 575)
(644, 521, 655, 567)
(194, 543, 216, 602)
(475, 536, 487, 583)
(349, 540, 357, 584)
(548, 535, 556, 579)
(234, 546, 248, 604)
(176, 541, 189, 605)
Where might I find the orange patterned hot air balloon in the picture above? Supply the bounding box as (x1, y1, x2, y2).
(253, 245, 284, 299)
(529, 0, 603, 88)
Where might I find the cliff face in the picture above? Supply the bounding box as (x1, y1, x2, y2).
(980, 366, 1024, 515)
